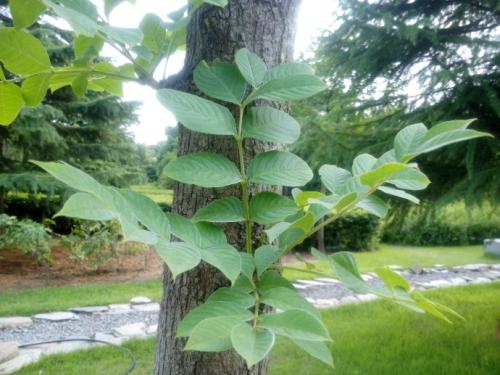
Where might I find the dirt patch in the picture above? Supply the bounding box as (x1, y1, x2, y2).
(0, 243, 163, 291)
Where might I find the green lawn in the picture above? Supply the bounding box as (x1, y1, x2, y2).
(283, 244, 500, 280)
(1, 244, 498, 316)
(12, 283, 500, 375)
(130, 184, 173, 205)
(0, 280, 162, 317)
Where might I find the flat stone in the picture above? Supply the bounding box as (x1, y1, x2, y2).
(314, 298, 339, 308)
(484, 239, 500, 256)
(295, 279, 327, 286)
(94, 332, 126, 345)
(462, 264, 489, 271)
(131, 303, 160, 312)
(0, 349, 41, 374)
(426, 279, 452, 288)
(388, 265, 403, 270)
(361, 274, 374, 281)
(292, 283, 308, 289)
(113, 322, 146, 337)
(0, 317, 32, 330)
(146, 324, 158, 335)
(356, 293, 378, 302)
(339, 296, 360, 305)
(0, 342, 18, 364)
(449, 277, 467, 286)
(34, 312, 79, 322)
(410, 263, 424, 275)
(315, 277, 339, 284)
(484, 271, 500, 279)
(107, 304, 132, 314)
(69, 306, 109, 314)
(470, 277, 491, 285)
(434, 264, 445, 268)
(491, 264, 500, 271)
(130, 296, 152, 305)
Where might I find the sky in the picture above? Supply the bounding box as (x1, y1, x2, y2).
(101, 1, 337, 145)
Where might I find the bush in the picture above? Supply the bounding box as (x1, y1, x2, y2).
(0, 214, 52, 262)
(298, 211, 381, 252)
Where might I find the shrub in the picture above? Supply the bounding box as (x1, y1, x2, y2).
(299, 211, 381, 252)
(0, 214, 52, 262)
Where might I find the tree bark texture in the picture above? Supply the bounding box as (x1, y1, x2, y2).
(154, 1, 300, 374)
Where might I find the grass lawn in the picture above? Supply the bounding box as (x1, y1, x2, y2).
(0, 280, 162, 317)
(12, 283, 500, 375)
(130, 184, 173, 205)
(283, 244, 500, 280)
(1, 244, 498, 317)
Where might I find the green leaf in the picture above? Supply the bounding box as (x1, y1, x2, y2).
(104, 0, 126, 17)
(387, 169, 430, 190)
(394, 123, 428, 162)
(254, 245, 282, 277)
(194, 61, 247, 104)
(290, 338, 334, 368)
(235, 48, 267, 87)
(0, 28, 51, 74)
(101, 26, 143, 46)
(231, 324, 275, 368)
(164, 152, 241, 188)
(245, 75, 326, 104)
(417, 129, 490, 155)
(257, 270, 294, 292)
(43, 0, 99, 36)
(242, 107, 300, 144)
(74, 35, 104, 61)
(117, 189, 170, 239)
(360, 163, 410, 188)
(292, 190, 323, 207)
(200, 244, 242, 284)
(248, 151, 313, 187)
(202, 0, 228, 7)
(207, 287, 254, 308)
(71, 72, 89, 96)
(249, 192, 298, 225)
(259, 310, 331, 341)
(10, 0, 47, 28)
(193, 197, 245, 223)
(329, 252, 370, 294)
(356, 195, 388, 218)
(157, 89, 236, 135)
(424, 119, 476, 139)
(264, 63, 314, 81)
(165, 212, 201, 245)
(277, 212, 315, 250)
(318, 165, 352, 194)
(240, 253, 255, 280)
(261, 287, 320, 318)
(195, 222, 227, 248)
(352, 154, 377, 175)
(264, 222, 291, 243)
(139, 13, 166, 53)
(21, 74, 50, 107)
(0, 83, 25, 126)
(55, 192, 116, 221)
(185, 316, 242, 352)
(375, 267, 411, 292)
(333, 192, 358, 213)
(378, 185, 420, 204)
(155, 241, 201, 279)
(177, 301, 252, 337)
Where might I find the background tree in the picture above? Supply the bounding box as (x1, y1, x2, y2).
(294, 0, 499, 207)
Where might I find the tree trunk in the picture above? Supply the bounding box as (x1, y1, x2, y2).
(154, 1, 300, 374)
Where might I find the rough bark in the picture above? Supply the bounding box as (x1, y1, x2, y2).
(154, 1, 300, 375)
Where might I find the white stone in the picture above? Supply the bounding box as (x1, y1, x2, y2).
(0, 317, 32, 330)
(131, 303, 160, 312)
(108, 304, 132, 314)
(449, 277, 467, 286)
(356, 293, 378, 302)
(484, 271, 500, 279)
(147, 324, 158, 335)
(295, 279, 327, 286)
(34, 312, 78, 322)
(462, 264, 489, 271)
(315, 277, 339, 284)
(470, 277, 491, 285)
(130, 296, 152, 305)
(434, 264, 445, 268)
(339, 296, 360, 305)
(388, 265, 403, 270)
(314, 298, 339, 308)
(292, 283, 308, 289)
(0, 342, 18, 364)
(94, 332, 126, 345)
(491, 264, 500, 271)
(69, 306, 108, 314)
(426, 279, 452, 288)
(361, 274, 373, 281)
(113, 322, 146, 337)
(484, 239, 500, 256)
(0, 349, 41, 374)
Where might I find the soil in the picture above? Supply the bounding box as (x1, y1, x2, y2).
(0, 242, 163, 291)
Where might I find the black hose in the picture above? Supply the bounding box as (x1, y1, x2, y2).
(18, 338, 137, 375)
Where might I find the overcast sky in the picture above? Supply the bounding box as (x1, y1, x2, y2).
(101, 1, 337, 145)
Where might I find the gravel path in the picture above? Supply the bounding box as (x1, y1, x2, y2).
(1, 264, 499, 346)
